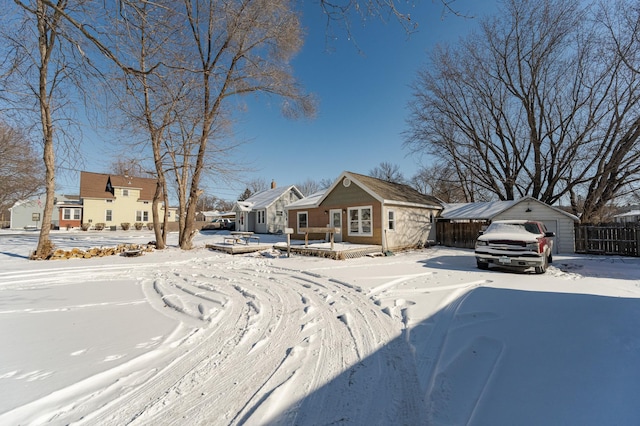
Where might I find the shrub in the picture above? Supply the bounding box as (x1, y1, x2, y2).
(121, 222, 131, 230)
(134, 222, 144, 230)
(81, 223, 91, 231)
(94, 223, 105, 231)
(147, 222, 154, 230)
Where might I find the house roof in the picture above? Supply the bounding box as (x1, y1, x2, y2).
(614, 210, 640, 218)
(80, 171, 158, 201)
(284, 190, 326, 209)
(236, 185, 303, 211)
(315, 171, 442, 209)
(441, 197, 579, 221)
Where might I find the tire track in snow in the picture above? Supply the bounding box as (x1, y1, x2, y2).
(70, 260, 426, 425)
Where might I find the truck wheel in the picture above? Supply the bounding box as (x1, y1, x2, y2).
(477, 260, 489, 270)
(535, 254, 548, 274)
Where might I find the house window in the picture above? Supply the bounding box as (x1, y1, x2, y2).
(136, 211, 149, 222)
(122, 189, 129, 197)
(73, 209, 81, 220)
(297, 212, 308, 233)
(388, 210, 395, 231)
(143, 201, 149, 205)
(348, 206, 373, 236)
(257, 210, 265, 224)
(63, 209, 71, 220)
(106, 210, 113, 221)
(106, 199, 113, 203)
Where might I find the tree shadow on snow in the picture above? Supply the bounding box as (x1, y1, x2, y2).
(0, 251, 30, 260)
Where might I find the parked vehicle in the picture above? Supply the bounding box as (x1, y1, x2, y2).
(475, 220, 555, 274)
(203, 218, 235, 231)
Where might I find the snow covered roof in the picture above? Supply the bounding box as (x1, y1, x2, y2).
(614, 210, 640, 218)
(440, 200, 519, 220)
(441, 197, 579, 221)
(236, 185, 304, 211)
(284, 190, 326, 209)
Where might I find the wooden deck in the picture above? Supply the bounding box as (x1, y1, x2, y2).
(274, 242, 383, 260)
(206, 243, 272, 255)
(206, 241, 383, 259)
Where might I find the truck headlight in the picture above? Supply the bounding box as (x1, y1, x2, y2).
(526, 242, 539, 252)
(475, 240, 488, 247)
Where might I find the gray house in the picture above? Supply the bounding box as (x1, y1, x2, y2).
(233, 183, 304, 234)
(9, 194, 78, 230)
(440, 197, 579, 253)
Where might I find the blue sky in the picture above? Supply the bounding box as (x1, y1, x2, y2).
(56, 0, 498, 201)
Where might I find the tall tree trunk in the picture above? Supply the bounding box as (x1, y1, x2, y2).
(32, 0, 61, 260)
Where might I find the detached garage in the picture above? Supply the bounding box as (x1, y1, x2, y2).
(439, 197, 579, 254)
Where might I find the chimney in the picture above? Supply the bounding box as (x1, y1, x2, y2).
(271, 179, 276, 189)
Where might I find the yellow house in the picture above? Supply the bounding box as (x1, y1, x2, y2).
(80, 171, 177, 229)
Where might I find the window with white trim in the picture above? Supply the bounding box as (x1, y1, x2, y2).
(106, 210, 113, 221)
(348, 206, 373, 236)
(63, 209, 71, 220)
(136, 211, 149, 222)
(73, 209, 81, 220)
(388, 210, 395, 231)
(297, 212, 308, 233)
(257, 210, 265, 224)
(122, 189, 129, 197)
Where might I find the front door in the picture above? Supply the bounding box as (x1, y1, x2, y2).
(238, 212, 247, 232)
(329, 209, 342, 243)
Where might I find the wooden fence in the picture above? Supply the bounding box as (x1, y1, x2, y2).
(574, 224, 640, 256)
(437, 221, 640, 257)
(436, 221, 487, 249)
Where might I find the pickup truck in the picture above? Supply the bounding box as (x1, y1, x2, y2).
(475, 220, 555, 274)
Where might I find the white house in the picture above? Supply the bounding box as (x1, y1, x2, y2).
(233, 182, 304, 234)
(614, 209, 640, 224)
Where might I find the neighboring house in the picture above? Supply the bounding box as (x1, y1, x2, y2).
(9, 194, 77, 230)
(285, 171, 443, 252)
(57, 195, 83, 229)
(80, 171, 177, 229)
(233, 181, 304, 233)
(614, 209, 640, 224)
(440, 197, 579, 253)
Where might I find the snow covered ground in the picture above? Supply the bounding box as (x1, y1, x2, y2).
(1, 229, 639, 425)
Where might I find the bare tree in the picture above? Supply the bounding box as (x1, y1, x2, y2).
(2, 0, 90, 258)
(238, 178, 269, 201)
(318, 0, 468, 45)
(108, 158, 152, 178)
(295, 177, 331, 196)
(602, 0, 640, 76)
(369, 161, 406, 184)
(0, 122, 45, 213)
(99, 1, 187, 249)
(405, 0, 640, 223)
(410, 162, 484, 202)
